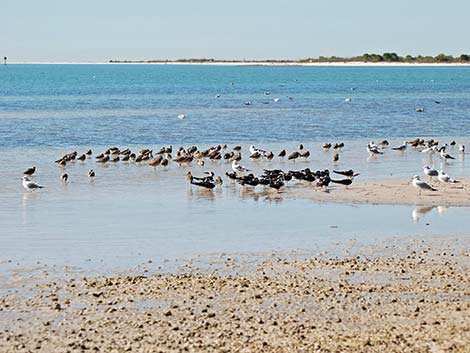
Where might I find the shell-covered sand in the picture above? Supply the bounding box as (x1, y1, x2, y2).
(1, 237, 469, 352)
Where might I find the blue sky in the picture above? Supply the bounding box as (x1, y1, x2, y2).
(2, 0, 469, 61)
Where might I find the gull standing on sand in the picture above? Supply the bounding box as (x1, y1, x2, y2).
(411, 175, 437, 195)
(22, 176, 44, 192)
(423, 165, 438, 180)
(437, 170, 459, 183)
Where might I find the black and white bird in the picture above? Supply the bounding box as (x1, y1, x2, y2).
(232, 160, 249, 174)
(459, 144, 465, 154)
(423, 165, 438, 180)
(411, 175, 437, 195)
(438, 170, 459, 183)
(22, 176, 44, 192)
(439, 147, 455, 160)
(61, 173, 68, 182)
(392, 141, 408, 151)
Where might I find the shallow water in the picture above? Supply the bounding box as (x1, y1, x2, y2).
(1, 65, 470, 272)
(1, 140, 470, 272)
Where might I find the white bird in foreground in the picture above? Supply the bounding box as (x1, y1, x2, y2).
(438, 170, 459, 183)
(392, 141, 408, 151)
(22, 176, 44, 192)
(459, 144, 465, 154)
(274, 97, 280, 103)
(232, 160, 250, 174)
(423, 165, 438, 180)
(177, 114, 185, 120)
(411, 175, 437, 195)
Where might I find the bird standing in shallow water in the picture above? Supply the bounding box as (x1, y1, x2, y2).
(23, 166, 36, 176)
(61, 173, 68, 182)
(88, 169, 95, 178)
(22, 176, 44, 192)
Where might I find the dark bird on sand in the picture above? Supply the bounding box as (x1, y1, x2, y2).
(333, 169, 360, 178)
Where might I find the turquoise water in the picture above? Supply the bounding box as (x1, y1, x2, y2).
(1, 64, 470, 147)
(1, 65, 470, 271)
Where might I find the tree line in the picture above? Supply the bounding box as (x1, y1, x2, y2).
(109, 53, 470, 64)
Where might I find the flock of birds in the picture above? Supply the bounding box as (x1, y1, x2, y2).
(21, 138, 466, 196)
(20, 142, 357, 192)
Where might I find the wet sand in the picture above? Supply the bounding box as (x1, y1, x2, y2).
(288, 177, 470, 207)
(1, 236, 469, 352)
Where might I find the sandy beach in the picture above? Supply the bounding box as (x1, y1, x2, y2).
(1, 235, 468, 352)
(288, 177, 470, 207)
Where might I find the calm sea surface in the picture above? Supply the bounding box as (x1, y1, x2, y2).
(0, 65, 469, 271)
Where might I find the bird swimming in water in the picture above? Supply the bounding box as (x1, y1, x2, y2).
(23, 166, 36, 176)
(22, 176, 44, 192)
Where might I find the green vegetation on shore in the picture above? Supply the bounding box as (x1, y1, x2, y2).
(109, 53, 470, 64)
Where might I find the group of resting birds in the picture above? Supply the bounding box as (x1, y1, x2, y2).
(367, 138, 465, 159)
(20, 142, 353, 192)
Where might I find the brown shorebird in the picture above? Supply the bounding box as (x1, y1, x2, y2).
(23, 166, 36, 176)
(333, 153, 339, 162)
(288, 151, 300, 162)
(323, 143, 331, 150)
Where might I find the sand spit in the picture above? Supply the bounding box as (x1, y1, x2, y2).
(287, 177, 470, 207)
(1, 237, 469, 352)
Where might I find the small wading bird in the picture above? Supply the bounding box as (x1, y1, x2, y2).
(23, 166, 36, 176)
(22, 176, 44, 192)
(411, 175, 437, 196)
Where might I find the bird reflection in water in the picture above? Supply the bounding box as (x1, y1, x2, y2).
(412, 205, 450, 223)
(187, 188, 216, 202)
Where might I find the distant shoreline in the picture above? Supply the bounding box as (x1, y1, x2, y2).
(7, 61, 470, 67)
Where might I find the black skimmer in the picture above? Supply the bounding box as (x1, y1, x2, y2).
(333, 170, 359, 178)
(61, 173, 68, 182)
(88, 169, 95, 178)
(278, 149, 286, 158)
